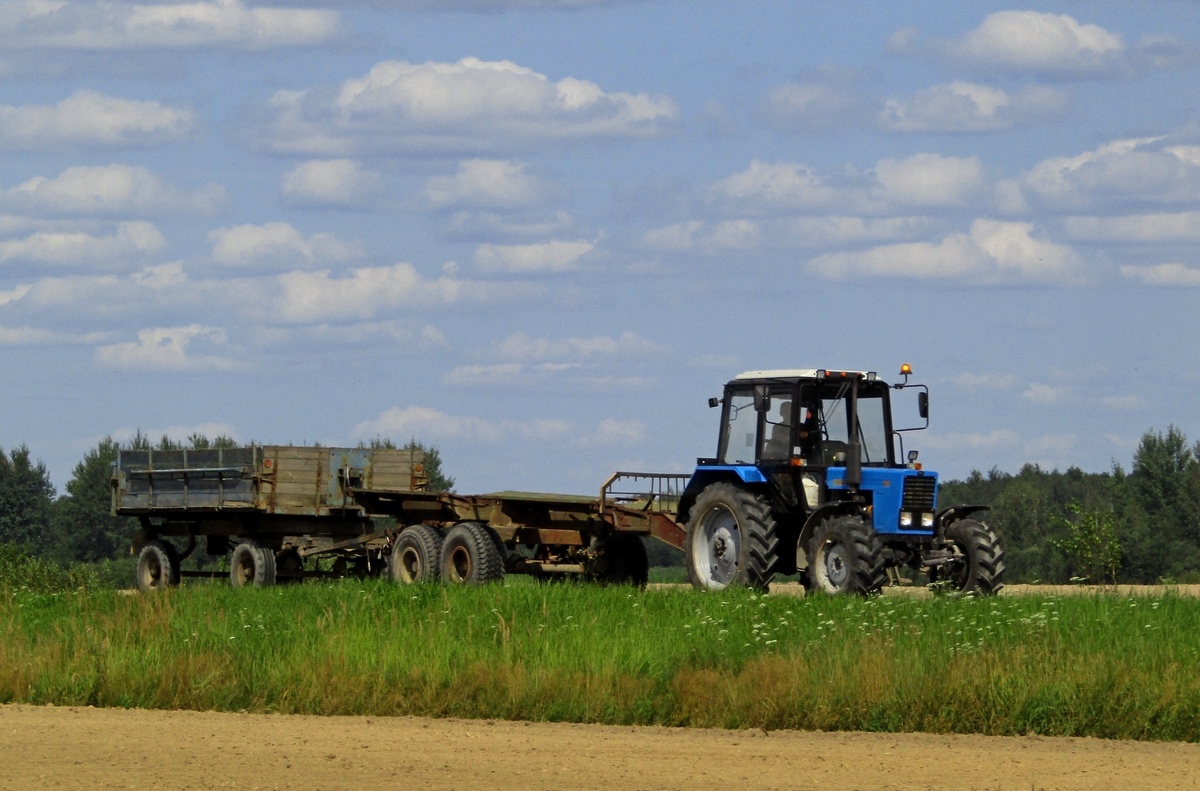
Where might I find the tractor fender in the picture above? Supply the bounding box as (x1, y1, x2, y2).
(678, 468, 768, 524)
(795, 501, 868, 571)
(935, 505, 991, 543)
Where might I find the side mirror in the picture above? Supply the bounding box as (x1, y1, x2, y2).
(918, 391, 929, 419)
(708, 397, 721, 408)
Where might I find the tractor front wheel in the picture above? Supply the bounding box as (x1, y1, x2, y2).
(932, 519, 1006, 595)
(684, 483, 778, 590)
(806, 516, 886, 595)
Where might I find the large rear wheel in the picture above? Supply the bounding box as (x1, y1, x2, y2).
(136, 540, 180, 593)
(933, 519, 1006, 595)
(684, 482, 778, 590)
(230, 540, 276, 588)
(591, 534, 649, 587)
(807, 516, 885, 595)
(439, 522, 504, 585)
(390, 524, 444, 584)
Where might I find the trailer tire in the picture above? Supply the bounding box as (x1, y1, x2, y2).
(932, 519, 1006, 595)
(685, 482, 777, 591)
(136, 540, 180, 593)
(593, 534, 649, 587)
(230, 540, 276, 588)
(440, 522, 504, 585)
(275, 549, 304, 584)
(390, 525, 444, 584)
(807, 516, 885, 595)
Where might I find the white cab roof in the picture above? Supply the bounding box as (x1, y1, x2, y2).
(732, 369, 821, 380)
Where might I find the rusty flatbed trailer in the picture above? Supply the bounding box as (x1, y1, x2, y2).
(113, 444, 687, 591)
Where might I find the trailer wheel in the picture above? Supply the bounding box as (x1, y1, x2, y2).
(592, 534, 649, 587)
(275, 549, 304, 584)
(932, 519, 1006, 595)
(440, 522, 504, 585)
(685, 482, 778, 591)
(390, 525, 444, 584)
(230, 540, 276, 588)
(807, 516, 885, 595)
(136, 540, 180, 593)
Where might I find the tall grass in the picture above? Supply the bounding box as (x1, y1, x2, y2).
(1, 581, 1198, 740)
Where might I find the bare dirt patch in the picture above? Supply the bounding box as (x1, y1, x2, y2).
(1, 704, 1197, 791)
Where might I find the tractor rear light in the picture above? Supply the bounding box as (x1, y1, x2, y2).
(921, 513, 934, 528)
(899, 511, 913, 528)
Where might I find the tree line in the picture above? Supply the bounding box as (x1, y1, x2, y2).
(0, 434, 454, 568)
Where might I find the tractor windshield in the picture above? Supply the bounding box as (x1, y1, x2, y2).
(818, 383, 891, 466)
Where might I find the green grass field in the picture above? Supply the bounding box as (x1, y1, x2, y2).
(2, 581, 1198, 741)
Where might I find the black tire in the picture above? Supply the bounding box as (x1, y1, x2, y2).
(136, 540, 180, 593)
(934, 519, 1006, 595)
(806, 515, 886, 595)
(390, 524, 444, 584)
(230, 540, 276, 588)
(592, 534, 649, 587)
(439, 522, 504, 585)
(275, 549, 304, 584)
(684, 482, 778, 590)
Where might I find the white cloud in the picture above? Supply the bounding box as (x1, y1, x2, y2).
(1016, 136, 1200, 211)
(0, 90, 193, 150)
(353, 405, 571, 444)
(0, 221, 165, 266)
(809, 219, 1081, 285)
(496, 330, 663, 361)
(447, 209, 574, 239)
(273, 262, 516, 322)
(4, 164, 224, 216)
(1101, 395, 1143, 410)
(1063, 211, 1200, 243)
(95, 325, 239, 370)
(1023, 433, 1078, 459)
(756, 79, 869, 133)
(643, 220, 760, 253)
(922, 429, 1021, 451)
(0, 324, 107, 345)
(280, 159, 383, 209)
(948, 11, 1126, 77)
(712, 159, 845, 212)
(880, 82, 1067, 133)
(950, 372, 1018, 390)
(473, 238, 594, 273)
(208, 222, 362, 267)
(423, 159, 543, 210)
(1120, 263, 1200, 287)
(581, 418, 644, 446)
(0, 1, 341, 50)
(442, 361, 577, 386)
(1023, 383, 1069, 405)
(260, 57, 678, 155)
(874, 153, 985, 207)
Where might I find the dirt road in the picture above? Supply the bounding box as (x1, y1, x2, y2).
(2, 704, 1197, 791)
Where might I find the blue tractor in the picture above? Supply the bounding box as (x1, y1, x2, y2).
(678, 366, 1005, 595)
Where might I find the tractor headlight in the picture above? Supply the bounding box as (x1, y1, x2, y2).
(921, 513, 935, 528)
(899, 511, 913, 528)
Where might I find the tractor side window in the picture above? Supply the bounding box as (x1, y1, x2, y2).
(857, 395, 888, 464)
(760, 392, 793, 460)
(719, 391, 757, 464)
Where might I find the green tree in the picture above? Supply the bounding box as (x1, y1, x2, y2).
(0, 445, 55, 555)
(1050, 502, 1122, 585)
(52, 437, 139, 563)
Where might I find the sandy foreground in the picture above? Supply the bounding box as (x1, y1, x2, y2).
(1, 704, 1197, 791)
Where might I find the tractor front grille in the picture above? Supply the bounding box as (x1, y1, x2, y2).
(901, 475, 937, 512)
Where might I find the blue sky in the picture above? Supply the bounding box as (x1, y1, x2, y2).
(2, 0, 1199, 495)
